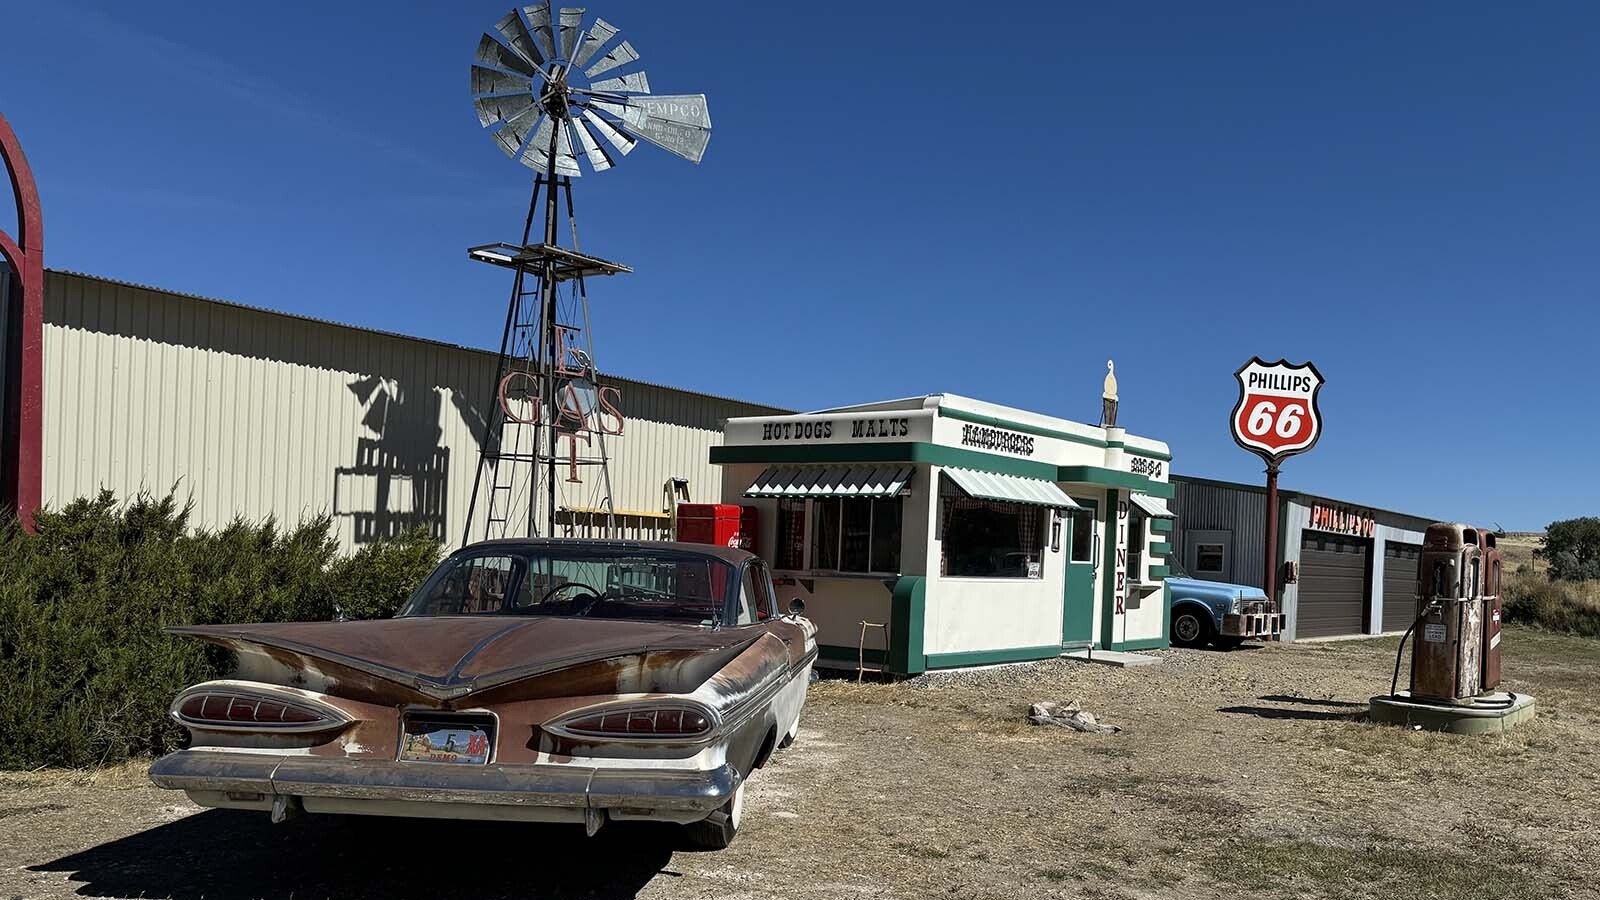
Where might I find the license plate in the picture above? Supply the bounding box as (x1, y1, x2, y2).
(400, 718, 493, 765)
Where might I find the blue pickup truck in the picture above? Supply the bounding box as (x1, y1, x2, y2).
(1166, 559, 1283, 649)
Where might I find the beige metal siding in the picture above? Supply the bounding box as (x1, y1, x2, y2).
(40, 271, 784, 552)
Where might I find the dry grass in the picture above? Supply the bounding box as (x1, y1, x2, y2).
(4, 628, 1600, 900)
(1499, 532, 1546, 575)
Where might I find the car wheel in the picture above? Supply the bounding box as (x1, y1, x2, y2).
(1171, 608, 1212, 648)
(778, 715, 799, 749)
(683, 779, 744, 850)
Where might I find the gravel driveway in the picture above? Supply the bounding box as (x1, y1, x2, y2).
(4, 627, 1597, 900)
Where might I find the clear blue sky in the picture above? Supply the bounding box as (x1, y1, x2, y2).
(2, 1, 1596, 530)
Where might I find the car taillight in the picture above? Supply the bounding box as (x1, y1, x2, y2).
(175, 691, 340, 729)
(558, 705, 714, 739)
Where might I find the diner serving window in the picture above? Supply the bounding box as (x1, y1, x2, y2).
(775, 498, 806, 570)
(811, 497, 902, 574)
(1127, 509, 1147, 583)
(939, 477, 1047, 578)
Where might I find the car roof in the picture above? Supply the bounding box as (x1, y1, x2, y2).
(461, 537, 757, 566)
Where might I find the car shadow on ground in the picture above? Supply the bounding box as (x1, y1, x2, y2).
(32, 809, 681, 900)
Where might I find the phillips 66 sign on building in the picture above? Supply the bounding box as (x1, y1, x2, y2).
(1230, 357, 1325, 465)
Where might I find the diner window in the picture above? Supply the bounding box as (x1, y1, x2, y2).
(1128, 509, 1147, 583)
(1068, 508, 1095, 563)
(811, 497, 903, 574)
(776, 498, 806, 569)
(939, 478, 1046, 578)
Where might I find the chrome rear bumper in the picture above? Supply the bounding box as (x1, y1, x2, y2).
(150, 750, 736, 824)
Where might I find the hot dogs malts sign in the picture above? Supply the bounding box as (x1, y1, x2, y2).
(1230, 357, 1326, 602)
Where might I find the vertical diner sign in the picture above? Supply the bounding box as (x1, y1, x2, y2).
(1114, 499, 1129, 619)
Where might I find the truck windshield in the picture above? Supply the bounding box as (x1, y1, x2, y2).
(397, 547, 736, 625)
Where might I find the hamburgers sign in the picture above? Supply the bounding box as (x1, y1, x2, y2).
(1230, 357, 1325, 465)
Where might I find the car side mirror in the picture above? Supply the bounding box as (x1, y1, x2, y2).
(787, 597, 806, 616)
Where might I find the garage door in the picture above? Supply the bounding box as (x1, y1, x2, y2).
(1381, 542, 1423, 633)
(1297, 531, 1370, 638)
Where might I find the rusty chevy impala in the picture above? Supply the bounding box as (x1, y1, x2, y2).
(149, 539, 817, 848)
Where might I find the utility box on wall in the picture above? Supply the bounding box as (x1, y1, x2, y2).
(675, 503, 758, 552)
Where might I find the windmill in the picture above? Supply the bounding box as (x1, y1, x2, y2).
(461, 4, 712, 545)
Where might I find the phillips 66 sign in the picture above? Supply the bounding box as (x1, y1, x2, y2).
(1230, 357, 1325, 465)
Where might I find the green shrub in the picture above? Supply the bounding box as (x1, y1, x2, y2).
(1536, 517, 1600, 581)
(1501, 572, 1600, 638)
(0, 491, 440, 770)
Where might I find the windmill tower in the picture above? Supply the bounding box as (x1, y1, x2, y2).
(462, 4, 713, 545)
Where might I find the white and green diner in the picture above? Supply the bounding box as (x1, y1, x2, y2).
(710, 393, 1175, 675)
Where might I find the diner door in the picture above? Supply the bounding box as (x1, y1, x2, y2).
(1062, 498, 1098, 647)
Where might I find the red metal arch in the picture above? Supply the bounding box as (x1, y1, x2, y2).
(0, 111, 43, 531)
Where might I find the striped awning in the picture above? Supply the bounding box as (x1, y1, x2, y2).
(942, 468, 1079, 509)
(1129, 492, 1174, 518)
(744, 465, 915, 499)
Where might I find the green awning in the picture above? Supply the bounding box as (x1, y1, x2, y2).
(744, 465, 914, 499)
(1129, 492, 1174, 518)
(942, 468, 1079, 509)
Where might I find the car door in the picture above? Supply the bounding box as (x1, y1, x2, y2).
(743, 559, 809, 668)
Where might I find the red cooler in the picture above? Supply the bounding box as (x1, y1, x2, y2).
(676, 503, 759, 552)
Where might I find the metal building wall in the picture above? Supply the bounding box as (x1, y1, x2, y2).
(40, 271, 785, 553)
(1169, 476, 1271, 590)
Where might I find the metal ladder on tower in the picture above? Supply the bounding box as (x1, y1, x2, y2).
(481, 287, 544, 540)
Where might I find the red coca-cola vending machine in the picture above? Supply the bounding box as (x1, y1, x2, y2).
(675, 503, 759, 553)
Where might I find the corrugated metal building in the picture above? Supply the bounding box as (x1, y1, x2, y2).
(29, 269, 786, 552)
(1171, 475, 1437, 641)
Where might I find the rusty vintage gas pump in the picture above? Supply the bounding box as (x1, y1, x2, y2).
(1372, 523, 1532, 733)
(1410, 524, 1487, 702)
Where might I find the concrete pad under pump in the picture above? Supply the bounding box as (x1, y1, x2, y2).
(1368, 691, 1536, 735)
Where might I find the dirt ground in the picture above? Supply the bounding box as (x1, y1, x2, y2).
(4, 626, 1598, 900)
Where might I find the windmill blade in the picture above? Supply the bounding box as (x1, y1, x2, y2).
(584, 39, 638, 77)
(492, 11, 544, 69)
(584, 98, 629, 118)
(475, 92, 538, 128)
(554, 118, 581, 176)
(558, 8, 585, 60)
(472, 65, 533, 97)
(572, 17, 618, 69)
(521, 115, 555, 174)
(622, 113, 711, 164)
(627, 94, 711, 130)
(523, 3, 558, 61)
(492, 106, 541, 158)
(476, 34, 538, 77)
(589, 71, 651, 94)
(579, 107, 637, 156)
(567, 115, 614, 172)
(522, 115, 582, 177)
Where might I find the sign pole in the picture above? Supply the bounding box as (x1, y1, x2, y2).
(1231, 356, 1325, 639)
(1264, 461, 1279, 604)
